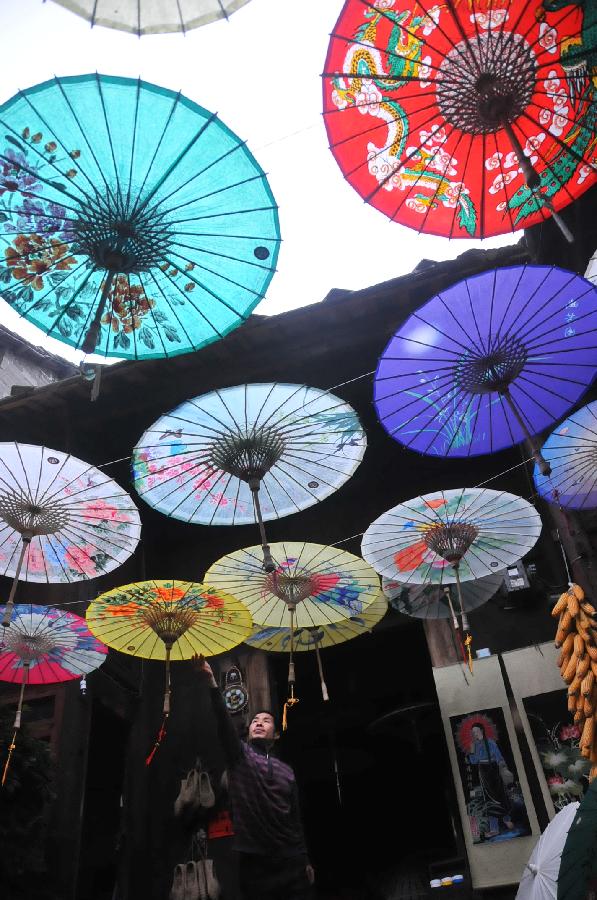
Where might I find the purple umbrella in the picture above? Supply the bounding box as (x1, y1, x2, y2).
(374, 266, 597, 474)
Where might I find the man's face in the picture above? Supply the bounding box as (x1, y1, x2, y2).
(249, 712, 276, 742)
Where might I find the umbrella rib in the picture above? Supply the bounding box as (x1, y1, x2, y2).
(153, 142, 255, 212)
(143, 268, 202, 352)
(164, 246, 265, 299)
(156, 253, 238, 329)
(132, 110, 220, 219)
(94, 74, 124, 211)
(393, 117, 469, 228)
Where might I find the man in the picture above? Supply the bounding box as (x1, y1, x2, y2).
(195, 656, 314, 900)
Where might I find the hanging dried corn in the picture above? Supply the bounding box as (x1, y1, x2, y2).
(553, 584, 597, 780)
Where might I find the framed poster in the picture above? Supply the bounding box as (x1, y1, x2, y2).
(522, 690, 588, 810)
(502, 642, 581, 818)
(450, 708, 531, 844)
(434, 655, 539, 889)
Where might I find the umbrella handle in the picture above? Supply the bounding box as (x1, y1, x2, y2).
(250, 481, 275, 573)
(82, 271, 115, 355)
(500, 389, 551, 475)
(2, 537, 30, 627)
(2, 667, 28, 787)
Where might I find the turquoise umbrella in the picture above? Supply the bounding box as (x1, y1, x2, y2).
(0, 74, 280, 359)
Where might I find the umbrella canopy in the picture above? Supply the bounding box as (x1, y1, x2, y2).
(0, 74, 279, 359)
(0, 442, 141, 625)
(245, 592, 388, 652)
(374, 266, 597, 471)
(0, 603, 107, 684)
(382, 571, 504, 619)
(557, 779, 597, 900)
(534, 400, 597, 509)
(49, 0, 252, 34)
(516, 802, 579, 900)
(361, 488, 542, 584)
(86, 579, 252, 661)
(323, 0, 597, 239)
(132, 382, 365, 570)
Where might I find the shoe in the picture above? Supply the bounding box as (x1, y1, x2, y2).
(199, 771, 215, 809)
(186, 861, 200, 900)
(169, 864, 186, 900)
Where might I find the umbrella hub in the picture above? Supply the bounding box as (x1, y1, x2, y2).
(267, 573, 316, 607)
(454, 338, 527, 394)
(74, 199, 173, 273)
(5, 629, 58, 662)
(0, 493, 70, 536)
(436, 32, 536, 133)
(423, 523, 479, 563)
(208, 428, 286, 482)
(141, 607, 199, 645)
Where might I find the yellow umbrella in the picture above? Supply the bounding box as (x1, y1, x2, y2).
(205, 542, 381, 726)
(86, 580, 252, 762)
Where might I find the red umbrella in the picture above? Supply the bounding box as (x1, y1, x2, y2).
(323, 0, 596, 240)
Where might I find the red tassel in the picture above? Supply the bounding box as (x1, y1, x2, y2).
(145, 716, 168, 766)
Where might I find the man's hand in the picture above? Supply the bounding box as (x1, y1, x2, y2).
(191, 654, 217, 688)
(306, 864, 315, 886)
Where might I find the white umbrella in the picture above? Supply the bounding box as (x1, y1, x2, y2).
(516, 802, 579, 900)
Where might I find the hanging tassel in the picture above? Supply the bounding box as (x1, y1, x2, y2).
(465, 633, 474, 674)
(314, 642, 329, 702)
(2, 730, 18, 788)
(145, 646, 172, 766)
(2, 667, 28, 787)
(283, 606, 299, 730)
(282, 684, 299, 732)
(145, 715, 168, 767)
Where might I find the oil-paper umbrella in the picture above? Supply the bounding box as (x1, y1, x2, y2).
(132, 383, 366, 570)
(245, 592, 388, 701)
(49, 0, 252, 35)
(557, 777, 597, 900)
(323, 0, 596, 240)
(205, 541, 381, 725)
(362, 488, 542, 669)
(374, 266, 597, 474)
(0, 74, 279, 359)
(0, 603, 107, 785)
(534, 400, 597, 509)
(0, 442, 141, 626)
(86, 580, 252, 762)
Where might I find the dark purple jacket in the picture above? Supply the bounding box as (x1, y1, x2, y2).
(210, 688, 307, 858)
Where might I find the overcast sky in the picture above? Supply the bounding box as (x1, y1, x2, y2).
(0, 0, 513, 363)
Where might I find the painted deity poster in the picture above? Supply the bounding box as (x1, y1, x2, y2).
(450, 708, 531, 844)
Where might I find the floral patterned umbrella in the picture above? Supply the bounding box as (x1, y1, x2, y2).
(361, 488, 542, 586)
(86, 579, 252, 761)
(0, 442, 141, 626)
(0, 603, 107, 785)
(206, 541, 381, 723)
(323, 0, 597, 240)
(49, 0, 252, 35)
(374, 265, 597, 473)
(0, 74, 279, 359)
(132, 382, 366, 570)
